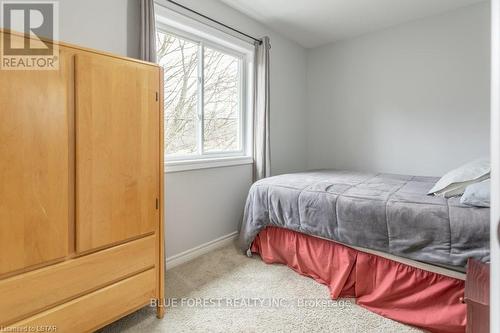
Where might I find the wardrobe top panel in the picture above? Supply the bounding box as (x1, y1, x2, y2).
(0, 28, 160, 69)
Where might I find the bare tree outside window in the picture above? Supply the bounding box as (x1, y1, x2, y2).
(157, 30, 242, 158)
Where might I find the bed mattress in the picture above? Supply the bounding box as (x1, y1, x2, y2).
(239, 170, 490, 269)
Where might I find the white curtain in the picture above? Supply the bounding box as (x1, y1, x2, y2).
(140, 0, 157, 63)
(253, 36, 271, 181)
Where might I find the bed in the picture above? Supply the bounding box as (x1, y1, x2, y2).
(239, 170, 490, 333)
(239, 170, 490, 270)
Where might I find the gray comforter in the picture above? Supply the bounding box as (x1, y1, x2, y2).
(239, 170, 490, 269)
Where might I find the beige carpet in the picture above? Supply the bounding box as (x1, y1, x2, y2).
(99, 241, 425, 333)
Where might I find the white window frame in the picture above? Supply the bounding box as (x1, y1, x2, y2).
(155, 3, 254, 173)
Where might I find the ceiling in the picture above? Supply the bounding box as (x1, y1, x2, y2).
(218, 0, 487, 48)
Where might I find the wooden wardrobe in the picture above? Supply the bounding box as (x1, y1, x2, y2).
(0, 30, 165, 331)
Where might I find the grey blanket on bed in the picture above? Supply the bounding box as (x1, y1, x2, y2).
(239, 170, 490, 269)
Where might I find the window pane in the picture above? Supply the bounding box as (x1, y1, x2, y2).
(203, 47, 241, 152)
(157, 31, 199, 157)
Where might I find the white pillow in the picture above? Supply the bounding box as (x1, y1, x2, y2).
(460, 179, 490, 208)
(428, 158, 490, 198)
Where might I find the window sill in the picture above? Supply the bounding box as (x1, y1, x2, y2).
(165, 156, 254, 173)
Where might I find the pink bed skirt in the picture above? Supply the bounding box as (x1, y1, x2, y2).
(250, 227, 466, 333)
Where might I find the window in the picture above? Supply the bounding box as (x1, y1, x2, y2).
(156, 20, 252, 169)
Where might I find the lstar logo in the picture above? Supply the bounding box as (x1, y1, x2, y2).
(1, 1, 59, 70)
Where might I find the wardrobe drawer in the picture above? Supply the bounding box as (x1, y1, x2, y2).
(7, 269, 156, 333)
(0, 235, 156, 325)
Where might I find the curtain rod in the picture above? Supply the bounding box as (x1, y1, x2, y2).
(165, 0, 263, 45)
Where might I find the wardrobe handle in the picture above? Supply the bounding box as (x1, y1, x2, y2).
(498, 219, 500, 245)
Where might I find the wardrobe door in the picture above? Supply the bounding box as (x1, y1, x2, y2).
(75, 53, 160, 253)
(0, 48, 71, 276)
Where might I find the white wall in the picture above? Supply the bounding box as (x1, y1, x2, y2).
(165, 165, 252, 256)
(59, 0, 140, 58)
(55, 0, 307, 258)
(490, 0, 499, 330)
(306, 2, 490, 176)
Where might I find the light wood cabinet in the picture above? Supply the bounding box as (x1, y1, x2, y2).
(0, 30, 165, 330)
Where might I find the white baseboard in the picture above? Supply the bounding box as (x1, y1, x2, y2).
(165, 231, 239, 270)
